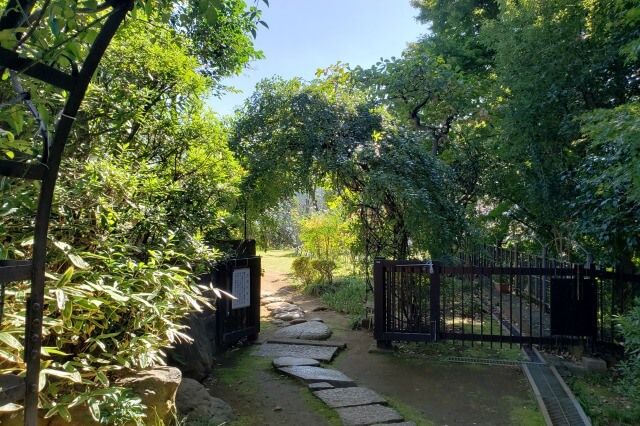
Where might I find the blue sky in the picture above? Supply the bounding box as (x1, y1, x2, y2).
(209, 0, 427, 116)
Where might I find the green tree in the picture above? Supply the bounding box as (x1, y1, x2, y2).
(231, 74, 466, 260)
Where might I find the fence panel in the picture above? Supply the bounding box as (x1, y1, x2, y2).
(374, 247, 640, 352)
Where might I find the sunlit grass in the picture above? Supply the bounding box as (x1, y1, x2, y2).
(257, 249, 296, 275)
(444, 316, 508, 335)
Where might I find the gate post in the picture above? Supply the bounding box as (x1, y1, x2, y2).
(373, 257, 391, 348)
(430, 261, 441, 341)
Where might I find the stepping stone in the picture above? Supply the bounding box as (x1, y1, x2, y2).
(290, 318, 307, 325)
(265, 301, 294, 311)
(274, 310, 304, 321)
(270, 319, 284, 325)
(267, 337, 346, 349)
(313, 387, 387, 408)
(277, 366, 356, 388)
(372, 423, 416, 426)
(273, 305, 303, 314)
(273, 321, 332, 340)
(272, 357, 321, 368)
(309, 382, 334, 391)
(309, 317, 324, 322)
(336, 404, 403, 426)
(261, 296, 282, 305)
(253, 343, 338, 362)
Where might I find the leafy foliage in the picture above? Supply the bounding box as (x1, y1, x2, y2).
(617, 298, 640, 401)
(571, 103, 640, 264)
(231, 73, 467, 261)
(0, 0, 264, 421)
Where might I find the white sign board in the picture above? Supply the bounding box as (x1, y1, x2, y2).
(231, 268, 251, 309)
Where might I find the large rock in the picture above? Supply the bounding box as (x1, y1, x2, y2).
(169, 308, 218, 381)
(114, 366, 182, 425)
(273, 321, 332, 340)
(176, 378, 234, 425)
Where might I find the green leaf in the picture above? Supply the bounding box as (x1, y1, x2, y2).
(41, 368, 82, 383)
(54, 289, 66, 310)
(0, 332, 22, 351)
(96, 370, 109, 386)
(68, 253, 90, 269)
(57, 267, 74, 287)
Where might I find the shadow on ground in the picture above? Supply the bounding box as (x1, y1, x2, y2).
(206, 268, 544, 425)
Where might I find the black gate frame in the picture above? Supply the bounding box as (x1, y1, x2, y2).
(373, 259, 440, 348)
(374, 258, 640, 351)
(213, 256, 261, 348)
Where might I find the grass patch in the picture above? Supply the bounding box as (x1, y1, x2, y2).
(215, 346, 273, 392)
(299, 388, 342, 425)
(258, 249, 297, 275)
(562, 370, 640, 425)
(396, 340, 525, 361)
(505, 396, 546, 425)
(319, 276, 367, 328)
(384, 397, 436, 426)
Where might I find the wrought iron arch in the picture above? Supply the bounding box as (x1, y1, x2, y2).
(0, 1, 132, 424)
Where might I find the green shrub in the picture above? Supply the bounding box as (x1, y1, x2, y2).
(617, 298, 640, 400)
(311, 259, 337, 284)
(321, 276, 367, 329)
(291, 256, 317, 284)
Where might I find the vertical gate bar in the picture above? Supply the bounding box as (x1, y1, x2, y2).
(390, 267, 396, 335)
(599, 269, 604, 344)
(400, 268, 405, 333)
(540, 253, 545, 342)
(431, 262, 440, 342)
(480, 266, 484, 345)
(461, 273, 465, 345)
(373, 258, 386, 346)
(452, 270, 456, 344)
(611, 273, 615, 343)
(509, 248, 513, 348)
(470, 268, 475, 346)
(489, 266, 494, 348)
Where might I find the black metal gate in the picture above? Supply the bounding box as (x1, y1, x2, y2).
(213, 256, 261, 348)
(374, 252, 640, 351)
(373, 259, 440, 347)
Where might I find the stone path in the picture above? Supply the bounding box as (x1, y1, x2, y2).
(255, 294, 415, 426)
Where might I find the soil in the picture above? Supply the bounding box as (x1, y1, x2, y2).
(206, 267, 543, 425)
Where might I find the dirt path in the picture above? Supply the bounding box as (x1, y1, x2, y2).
(208, 261, 544, 425)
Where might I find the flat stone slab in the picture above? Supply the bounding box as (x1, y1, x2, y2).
(265, 301, 295, 311)
(261, 296, 285, 305)
(273, 321, 332, 340)
(336, 404, 403, 426)
(313, 387, 387, 408)
(272, 357, 321, 368)
(277, 366, 355, 388)
(309, 382, 334, 391)
(372, 423, 416, 426)
(267, 337, 346, 349)
(274, 310, 305, 321)
(253, 343, 338, 362)
(582, 356, 607, 372)
(272, 305, 303, 314)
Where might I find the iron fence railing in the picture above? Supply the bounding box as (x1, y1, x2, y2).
(374, 247, 640, 352)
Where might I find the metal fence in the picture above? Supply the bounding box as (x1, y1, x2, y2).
(374, 247, 640, 352)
